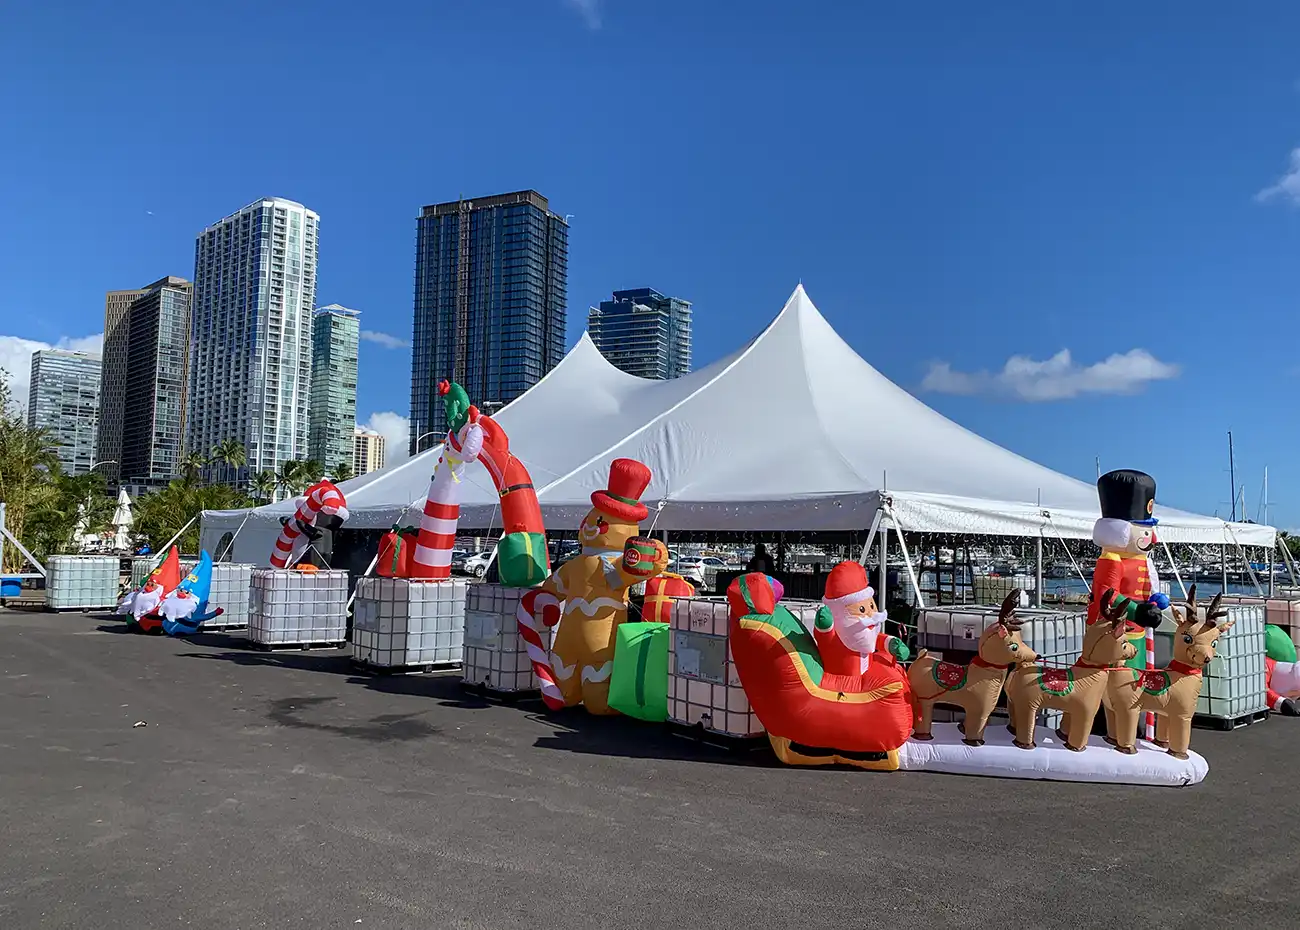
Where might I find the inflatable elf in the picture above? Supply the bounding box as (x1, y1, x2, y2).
(1087, 469, 1168, 671)
(1265, 625, 1300, 716)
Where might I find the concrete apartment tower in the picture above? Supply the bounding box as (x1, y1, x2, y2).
(28, 349, 101, 476)
(188, 198, 319, 483)
(308, 304, 359, 473)
(409, 190, 567, 451)
(353, 428, 386, 476)
(587, 288, 693, 380)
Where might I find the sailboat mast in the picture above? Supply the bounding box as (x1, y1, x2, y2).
(1264, 466, 1269, 527)
(1228, 431, 1237, 522)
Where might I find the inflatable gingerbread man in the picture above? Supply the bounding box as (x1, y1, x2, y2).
(525, 458, 668, 714)
(1088, 469, 1168, 672)
(814, 560, 909, 673)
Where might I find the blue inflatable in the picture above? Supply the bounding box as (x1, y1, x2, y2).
(159, 551, 224, 637)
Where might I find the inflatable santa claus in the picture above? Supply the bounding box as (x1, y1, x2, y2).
(1266, 625, 1300, 716)
(814, 560, 909, 673)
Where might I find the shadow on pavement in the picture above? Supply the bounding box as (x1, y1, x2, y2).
(176, 649, 356, 675)
(531, 710, 777, 766)
(265, 695, 441, 743)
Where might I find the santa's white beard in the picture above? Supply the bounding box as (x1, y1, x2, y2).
(1274, 661, 1300, 699)
(159, 590, 199, 621)
(131, 586, 164, 620)
(834, 610, 888, 655)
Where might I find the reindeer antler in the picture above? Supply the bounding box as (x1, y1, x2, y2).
(1202, 591, 1228, 630)
(998, 589, 1024, 630)
(1099, 588, 1131, 624)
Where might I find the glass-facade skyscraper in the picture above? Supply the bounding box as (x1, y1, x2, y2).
(587, 288, 693, 380)
(98, 285, 148, 484)
(119, 277, 193, 489)
(410, 190, 567, 450)
(308, 304, 359, 473)
(27, 349, 101, 476)
(188, 198, 319, 481)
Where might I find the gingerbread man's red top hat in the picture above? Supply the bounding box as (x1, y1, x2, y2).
(591, 458, 652, 523)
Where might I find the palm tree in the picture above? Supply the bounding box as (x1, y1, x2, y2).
(249, 470, 277, 504)
(0, 372, 62, 571)
(333, 461, 355, 482)
(178, 451, 209, 486)
(210, 439, 247, 485)
(133, 480, 253, 553)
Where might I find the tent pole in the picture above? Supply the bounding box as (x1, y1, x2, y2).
(1269, 543, 1276, 596)
(857, 508, 883, 566)
(878, 521, 888, 611)
(1034, 491, 1043, 608)
(884, 505, 924, 610)
(1280, 533, 1299, 587)
(1160, 539, 1188, 599)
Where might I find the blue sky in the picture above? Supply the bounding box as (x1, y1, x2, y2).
(1, 1, 1298, 528)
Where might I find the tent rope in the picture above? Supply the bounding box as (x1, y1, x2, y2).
(1043, 513, 1091, 594)
(1224, 523, 1264, 596)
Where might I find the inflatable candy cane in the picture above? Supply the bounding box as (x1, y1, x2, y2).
(269, 479, 349, 569)
(518, 589, 565, 709)
(408, 382, 485, 580)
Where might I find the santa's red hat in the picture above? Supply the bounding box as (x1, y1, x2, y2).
(822, 560, 874, 608)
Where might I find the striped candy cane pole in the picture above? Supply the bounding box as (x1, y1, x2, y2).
(409, 423, 484, 579)
(518, 589, 565, 709)
(1145, 626, 1156, 741)
(270, 480, 348, 568)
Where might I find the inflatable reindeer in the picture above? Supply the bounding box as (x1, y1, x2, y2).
(1102, 584, 1233, 759)
(1005, 589, 1136, 751)
(909, 590, 1037, 746)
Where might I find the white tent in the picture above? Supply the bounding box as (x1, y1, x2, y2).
(201, 286, 1276, 563)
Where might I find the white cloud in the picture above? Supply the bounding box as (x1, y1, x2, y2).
(0, 333, 104, 413)
(1256, 147, 1300, 205)
(359, 330, 410, 350)
(361, 411, 411, 464)
(921, 348, 1180, 402)
(564, 0, 602, 29)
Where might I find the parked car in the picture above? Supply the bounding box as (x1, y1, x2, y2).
(668, 558, 706, 590)
(449, 549, 471, 573)
(464, 549, 495, 578)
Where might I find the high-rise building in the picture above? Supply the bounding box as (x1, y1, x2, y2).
(118, 277, 193, 489)
(309, 304, 359, 473)
(353, 428, 386, 476)
(98, 285, 148, 483)
(587, 288, 693, 380)
(27, 349, 101, 476)
(410, 190, 567, 450)
(188, 198, 319, 482)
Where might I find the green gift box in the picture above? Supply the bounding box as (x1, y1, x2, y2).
(608, 621, 670, 722)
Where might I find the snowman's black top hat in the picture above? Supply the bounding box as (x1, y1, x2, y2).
(1097, 469, 1158, 526)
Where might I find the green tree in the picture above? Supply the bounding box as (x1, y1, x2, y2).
(25, 471, 115, 560)
(209, 439, 247, 485)
(0, 369, 62, 572)
(133, 480, 253, 554)
(179, 451, 210, 486)
(248, 470, 277, 504)
(333, 461, 355, 482)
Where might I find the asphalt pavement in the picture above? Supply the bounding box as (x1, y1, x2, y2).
(1, 607, 1297, 930)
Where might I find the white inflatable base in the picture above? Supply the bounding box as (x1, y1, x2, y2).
(898, 722, 1208, 786)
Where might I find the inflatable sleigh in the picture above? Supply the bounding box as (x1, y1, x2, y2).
(726, 573, 914, 770)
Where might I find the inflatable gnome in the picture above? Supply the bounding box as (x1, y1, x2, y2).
(1088, 470, 1169, 671)
(727, 570, 914, 770)
(519, 458, 668, 714)
(1265, 625, 1300, 716)
(158, 551, 224, 637)
(117, 547, 182, 633)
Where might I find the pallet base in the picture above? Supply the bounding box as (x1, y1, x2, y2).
(1194, 709, 1269, 731)
(666, 720, 769, 754)
(45, 605, 117, 613)
(457, 680, 536, 704)
(350, 657, 460, 676)
(247, 640, 347, 652)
